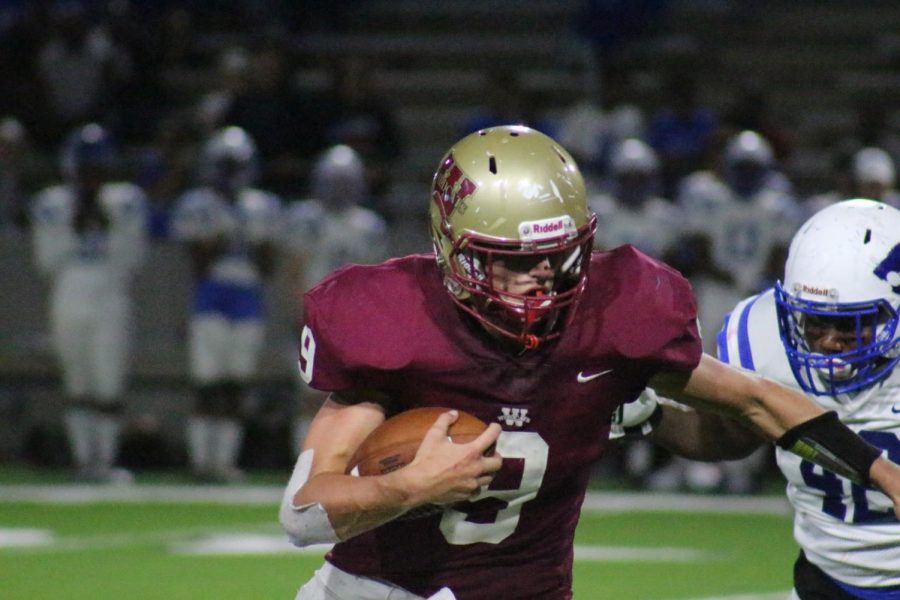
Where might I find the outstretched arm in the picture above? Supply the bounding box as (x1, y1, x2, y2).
(649, 353, 900, 517)
(649, 354, 821, 440)
(613, 389, 764, 461)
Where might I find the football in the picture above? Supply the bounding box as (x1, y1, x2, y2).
(347, 407, 491, 476)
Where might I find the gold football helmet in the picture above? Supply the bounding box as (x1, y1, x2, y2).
(430, 125, 596, 348)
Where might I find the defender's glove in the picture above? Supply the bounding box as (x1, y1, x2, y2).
(610, 388, 663, 440)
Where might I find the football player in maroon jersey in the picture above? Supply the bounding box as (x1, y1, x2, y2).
(279, 125, 900, 600)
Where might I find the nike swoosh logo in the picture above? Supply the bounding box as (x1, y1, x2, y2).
(892, 405, 900, 414)
(577, 369, 614, 383)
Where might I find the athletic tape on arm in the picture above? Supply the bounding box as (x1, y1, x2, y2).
(279, 449, 340, 547)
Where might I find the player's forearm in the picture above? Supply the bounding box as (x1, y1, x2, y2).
(291, 470, 417, 541)
(655, 355, 886, 487)
(654, 354, 826, 440)
(648, 403, 763, 461)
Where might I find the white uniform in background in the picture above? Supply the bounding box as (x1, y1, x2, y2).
(171, 186, 282, 381)
(678, 172, 800, 296)
(31, 125, 147, 481)
(666, 139, 804, 493)
(591, 194, 681, 257)
(281, 145, 389, 452)
(282, 199, 388, 293)
(590, 138, 682, 258)
(170, 126, 282, 482)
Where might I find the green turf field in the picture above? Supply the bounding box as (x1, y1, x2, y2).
(0, 480, 797, 600)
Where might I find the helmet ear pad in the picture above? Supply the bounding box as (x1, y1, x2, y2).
(429, 126, 597, 347)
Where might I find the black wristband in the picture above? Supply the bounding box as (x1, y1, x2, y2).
(777, 411, 882, 486)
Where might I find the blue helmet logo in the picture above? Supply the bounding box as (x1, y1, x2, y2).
(874, 243, 900, 295)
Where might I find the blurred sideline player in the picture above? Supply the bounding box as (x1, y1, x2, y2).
(282, 144, 388, 453)
(805, 146, 900, 217)
(678, 129, 800, 297)
(653, 130, 803, 492)
(589, 138, 682, 258)
(171, 126, 282, 482)
(588, 138, 683, 483)
(614, 199, 900, 598)
(30, 123, 148, 482)
(278, 126, 900, 600)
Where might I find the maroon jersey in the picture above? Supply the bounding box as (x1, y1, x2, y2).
(297, 246, 701, 599)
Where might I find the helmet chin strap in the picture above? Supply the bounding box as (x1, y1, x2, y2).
(522, 291, 546, 350)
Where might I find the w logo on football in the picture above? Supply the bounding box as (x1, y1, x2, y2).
(874, 243, 900, 294)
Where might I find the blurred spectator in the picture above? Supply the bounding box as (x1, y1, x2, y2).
(850, 147, 900, 207)
(195, 46, 251, 136)
(34, 3, 134, 147)
(803, 142, 857, 218)
(323, 57, 405, 209)
(29, 123, 148, 483)
(852, 102, 900, 167)
(0, 116, 42, 232)
(170, 126, 283, 483)
(647, 73, 718, 197)
(281, 144, 389, 453)
(722, 82, 794, 163)
(555, 64, 645, 186)
(653, 130, 799, 495)
(223, 40, 329, 196)
(679, 130, 800, 297)
(804, 145, 900, 216)
(589, 138, 681, 257)
(155, 7, 207, 74)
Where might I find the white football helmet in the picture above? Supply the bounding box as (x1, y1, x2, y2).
(430, 125, 596, 349)
(609, 138, 660, 206)
(852, 146, 895, 186)
(775, 199, 900, 395)
(610, 138, 659, 175)
(724, 130, 773, 197)
(310, 144, 368, 209)
(199, 126, 259, 191)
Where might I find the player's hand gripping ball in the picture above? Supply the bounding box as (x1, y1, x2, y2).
(347, 407, 493, 476)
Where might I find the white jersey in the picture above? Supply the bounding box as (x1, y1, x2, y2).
(589, 193, 682, 258)
(718, 289, 900, 589)
(170, 187, 282, 286)
(282, 199, 388, 292)
(679, 172, 802, 294)
(31, 182, 148, 297)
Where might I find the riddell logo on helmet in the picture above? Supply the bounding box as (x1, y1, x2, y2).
(519, 216, 576, 241)
(793, 283, 839, 299)
(432, 154, 478, 216)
